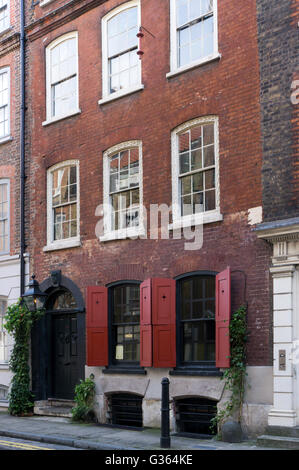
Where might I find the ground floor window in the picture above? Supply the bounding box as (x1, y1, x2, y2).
(110, 283, 140, 365)
(177, 274, 216, 366)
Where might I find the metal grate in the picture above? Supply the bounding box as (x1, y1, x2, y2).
(108, 393, 143, 428)
(175, 397, 217, 436)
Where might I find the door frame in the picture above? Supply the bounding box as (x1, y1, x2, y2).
(31, 273, 85, 401)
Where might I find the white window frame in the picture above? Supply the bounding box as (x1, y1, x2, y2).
(0, 179, 9, 255)
(0, 67, 10, 143)
(0, 296, 8, 364)
(170, 116, 222, 230)
(44, 160, 81, 252)
(99, 0, 143, 105)
(43, 32, 80, 126)
(0, 0, 10, 34)
(100, 140, 145, 242)
(168, 0, 220, 78)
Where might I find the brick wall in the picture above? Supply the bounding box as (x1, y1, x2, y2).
(0, 0, 21, 256)
(26, 0, 272, 366)
(256, 0, 299, 222)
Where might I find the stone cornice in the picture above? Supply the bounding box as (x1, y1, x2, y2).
(255, 225, 299, 243)
(0, 32, 20, 58)
(26, 0, 108, 41)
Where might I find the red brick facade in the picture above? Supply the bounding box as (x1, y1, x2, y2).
(26, 0, 272, 367)
(0, 2, 21, 257)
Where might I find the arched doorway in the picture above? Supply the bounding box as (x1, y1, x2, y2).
(47, 289, 80, 399)
(31, 275, 85, 401)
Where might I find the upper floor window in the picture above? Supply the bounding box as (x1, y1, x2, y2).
(0, 68, 9, 139)
(46, 161, 80, 250)
(101, 141, 144, 241)
(0, 297, 8, 363)
(177, 274, 215, 365)
(45, 32, 79, 123)
(101, 1, 142, 102)
(169, 0, 218, 74)
(0, 179, 9, 254)
(0, 0, 9, 33)
(171, 116, 222, 228)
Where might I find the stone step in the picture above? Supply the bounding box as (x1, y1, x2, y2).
(34, 405, 73, 418)
(257, 435, 299, 450)
(264, 425, 299, 439)
(47, 398, 75, 408)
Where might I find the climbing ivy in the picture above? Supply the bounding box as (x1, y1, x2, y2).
(210, 305, 248, 436)
(4, 300, 44, 416)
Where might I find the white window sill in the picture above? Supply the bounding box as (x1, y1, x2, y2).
(98, 84, 144, 106)
(100, 226, 146, 242)
(0, 363, 9, 370)
(39, 0, 55, 6)
(166, 53, 221, 79)
(0, 26, 11, 36)
(42, 109, 81, 127)
(169, 210, 223, 230)
(43, 237, 81, 252)
(0, 135, 12, 145)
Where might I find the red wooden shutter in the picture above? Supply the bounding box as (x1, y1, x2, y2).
(86, 286, 108, 366)
(140, 279, 152, 367)
(152, 278, 176, 368)
(215, 267, 231, 368)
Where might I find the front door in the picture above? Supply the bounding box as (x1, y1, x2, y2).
(52, 313, 79, 399)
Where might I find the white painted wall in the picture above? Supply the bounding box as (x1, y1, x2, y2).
(0, 254, 29, 407)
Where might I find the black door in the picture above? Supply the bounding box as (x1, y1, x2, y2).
(52, 313, 79, 399)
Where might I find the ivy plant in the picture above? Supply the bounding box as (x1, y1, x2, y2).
(211, 305, 248, 437)
(71, 376, 96, 422)
(4, 300, 44, 416)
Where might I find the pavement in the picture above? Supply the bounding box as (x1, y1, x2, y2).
(0, 411, 277, 451)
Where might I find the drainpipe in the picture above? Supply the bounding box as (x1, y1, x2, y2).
(20, 0, 26, 296)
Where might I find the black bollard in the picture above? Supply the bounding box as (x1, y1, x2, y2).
(160, 377, 171, 448)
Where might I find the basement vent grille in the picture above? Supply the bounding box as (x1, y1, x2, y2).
(175, 397, 217, 437)
(107, 393, 143, 428)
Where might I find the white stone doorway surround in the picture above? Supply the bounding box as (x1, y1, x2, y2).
(256, 218, 299, 427)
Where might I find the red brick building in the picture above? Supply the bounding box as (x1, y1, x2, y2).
(26, 0, 272, 436)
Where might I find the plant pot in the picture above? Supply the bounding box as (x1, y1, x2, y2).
(221, 420, 243, 443)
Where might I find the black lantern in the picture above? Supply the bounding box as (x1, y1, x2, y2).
(22, 274, 48, 312)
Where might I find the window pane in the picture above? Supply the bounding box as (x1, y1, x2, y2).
(205, 189, 215, 211)
(203, 123, 214, 146)
(181, 195, 192, 216)
(191, 126, 202, 149)
(181, 175, 191, 195)
(190, 149, 202, 171)
(190, 0, 202, 21)
(183, 323, 192, 361)
(205, 169, 215, 190)
(179, 132, 189, 152)
(179, 152, 190, 174)
(203, 145, 215, 167)
(202, 15, 214, 57)
(179, 44, 190, 67)
(193, 172, 203, 192)
(193, 192, 204, 213)
(176, 0, 188, 27)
